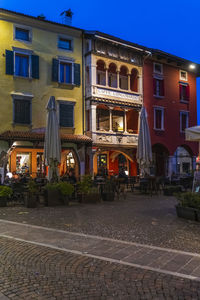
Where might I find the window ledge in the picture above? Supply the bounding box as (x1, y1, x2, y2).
(14, 75, 32, 80)
(154, 95, 164, 99)
(12, 123, 32, 127)
(58, 47, 73, 52)
(180, 100, 189, 104)
(153, 128, 165, 131)
(14, 38, 32, 44)
(58, 82, 75, 87)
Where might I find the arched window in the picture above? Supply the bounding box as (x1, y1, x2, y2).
(96, 105, 109, 131)
(96, 60, 106, 86)
(174, 146, 193, 174)
(130, 68, 138, 92)
(108, 63, 117, 88)
(119, 66, 128, 90)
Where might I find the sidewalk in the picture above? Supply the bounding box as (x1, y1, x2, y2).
(1, 219, 200, 282)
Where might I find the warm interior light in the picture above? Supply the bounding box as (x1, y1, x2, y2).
(189, 64, 195, 69)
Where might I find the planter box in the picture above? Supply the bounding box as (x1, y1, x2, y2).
(196, 210, 200, 222)
(24, 193, 37, 208)
(81, 193, 101, 204)
(102, 192, 115, 201)
(176, 205, 197, 221)
(0, 197, 7, 207)
(47, 190, 62, 206)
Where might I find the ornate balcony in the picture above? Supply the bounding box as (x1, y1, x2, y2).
(90, 130, 138, 147)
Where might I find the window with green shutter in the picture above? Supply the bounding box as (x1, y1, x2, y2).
(59, 103, 74, 127)
(14, 99, 31, 124)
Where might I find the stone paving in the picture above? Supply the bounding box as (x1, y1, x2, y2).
(0, 194, 200, 299)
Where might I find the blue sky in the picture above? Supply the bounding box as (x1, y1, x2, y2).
(1, 0, 200, 123)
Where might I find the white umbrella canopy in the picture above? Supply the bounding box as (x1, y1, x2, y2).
(44, 96, 61, 182)
(136, 107, 152, 176)
(185, 126, 200, 142)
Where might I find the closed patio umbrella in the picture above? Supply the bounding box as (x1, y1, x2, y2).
(44, 96, 61, 182)
(136, 107, 152, 176)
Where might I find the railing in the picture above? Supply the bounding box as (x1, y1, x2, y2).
(92, 131, 138, 146)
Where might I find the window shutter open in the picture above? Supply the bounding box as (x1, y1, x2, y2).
(6, 50, 14, 75)
(59, 103, 74, 127)
(31, 55, 39, 79)
(74, 63, 80, 86)
(153, 78, 156, 95)
(179, 84, 182, 100)
(52, 59, 59, 82)
(186, 85, 190, 101)
(14, 100, 30, 124)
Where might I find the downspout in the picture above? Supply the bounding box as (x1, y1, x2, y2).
(82, 31, 85, 135)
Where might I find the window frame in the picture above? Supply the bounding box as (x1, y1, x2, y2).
(58, 57, 74, 85)
(179, 82, 189, 103)
(57, 35, 73, 52)
(11, 92, 33, 126)
(14, 24, 32, 43)
(154, 106, 164, 131)
(57, 100, 75, 128)
(13, 47, 33, 78)
(180, 111, 189, 133)
(153, 62, 163, 74)
(180, 70, 188, 81)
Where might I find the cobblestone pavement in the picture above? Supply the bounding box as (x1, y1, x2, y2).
(0, 194, 200, 253)
(0, 237, 200, 300)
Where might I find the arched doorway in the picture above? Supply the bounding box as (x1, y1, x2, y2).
(152, 144, 169, 176)
(174, 145, 193, 174)
(60, 149, 80, 178)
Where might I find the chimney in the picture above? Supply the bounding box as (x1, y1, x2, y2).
(60, 9, 73, 26)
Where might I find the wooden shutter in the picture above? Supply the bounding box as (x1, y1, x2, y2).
(6, 50, 14, 75)
(74, 63, 80, 85)
(14, 100, 30, 124)
(186, 85, 190, 101)
(52, 59, 59, 82)
(59, 103, 74, 127)
(31, 55, 39, 79)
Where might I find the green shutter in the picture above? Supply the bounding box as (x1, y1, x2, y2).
(59, 103, 74, 127)
(74, 63, 80, 86)
(31, 55, 39, 79)
(52, 58, 59, 82)
(14, 100, 30, 124)
(6, 50, 14, 75)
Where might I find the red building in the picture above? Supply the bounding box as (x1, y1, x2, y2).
(143, 50, 200, 176)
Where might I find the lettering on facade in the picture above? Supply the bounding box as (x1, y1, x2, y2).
(96, 88, 140, 101)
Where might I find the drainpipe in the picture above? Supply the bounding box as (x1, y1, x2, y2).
(82, 32, 85, 135)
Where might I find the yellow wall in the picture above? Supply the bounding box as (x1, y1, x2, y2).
(0, 12, 83, 134)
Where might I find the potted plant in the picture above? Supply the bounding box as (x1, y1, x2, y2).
(175, 192, 200, 221)
(56, 182, 74, 205)
(24, 180, 38, 208)
(102, 179, 115, 201)
(45, 183, 61, 206)
(77, 175, 100, 203)
(0, 186, 12, 207)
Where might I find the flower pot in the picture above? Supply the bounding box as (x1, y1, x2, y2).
(0, 196, 7, 207)
(175, 205, 197, 221)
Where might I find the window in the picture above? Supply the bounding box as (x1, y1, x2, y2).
(58, 37, 72, 51)
(180, 70, 187, 81)
(15, 53, 30, 77)
(153, 78, 164, 97)
(154, 107, 164, 130)
(180, 111, 189, 132)
(96, 106, 109, 131)
(14, 99, 31, 124)
(112, 110, 124, 132)
(179, 83, 190, 102)
(5, 49, 39, 79)
(154, 63, 163, 74)
(52, 58, 80, 86)
(15, 26, 31, 42)
(96, 60, 106, 86)
(98, 154, 107, 168)
(119, 66, 128, 90)
(59, 102, 74, 127)
(60, 62, 72, 83)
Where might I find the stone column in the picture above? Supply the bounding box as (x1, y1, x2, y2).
(109, 107, 113, 132)
(90, 104, 97, 132)
(117, 71, 120, 89)
(105, 68, 108, 86)
(128, 74, 131, 91)
(124, 109, 128, 133)
(138, 75, 143, 95)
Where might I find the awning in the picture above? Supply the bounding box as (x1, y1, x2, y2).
(185, 126, 200, 142)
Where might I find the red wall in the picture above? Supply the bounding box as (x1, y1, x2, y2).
(143, 60, 198, 156)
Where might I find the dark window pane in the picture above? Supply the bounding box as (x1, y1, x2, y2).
(58, 38, 71, 50)
(59, 103, 74, 127)
(181, 113, 187, 131)
(155, 110, 162, 129)
(15, 54, 29, 77)
(15, 28, 29, 41)
(14, 99, 30, 124)
(180, 85, 187, 101)
(60, 63, 71, 83)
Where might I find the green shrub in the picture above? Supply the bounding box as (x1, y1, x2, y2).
(27, 180, 38, 194)
(176, 192, 200, 209)
(163, 185, 182, 195)
(77, 175, 93, 194)
(56, 182, 74, 196)
(0, 186, 13, 198)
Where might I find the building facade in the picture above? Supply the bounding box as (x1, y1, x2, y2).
(0, 8, 91, 179)
(143, 51, 199, 176)
(84, 32, 149, 176)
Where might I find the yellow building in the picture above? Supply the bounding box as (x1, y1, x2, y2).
(0, 8, 91, 179)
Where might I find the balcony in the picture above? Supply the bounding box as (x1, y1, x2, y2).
(91, 130, 138, 147)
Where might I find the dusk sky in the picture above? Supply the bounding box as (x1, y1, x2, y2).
(1, 0, 200, 124)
